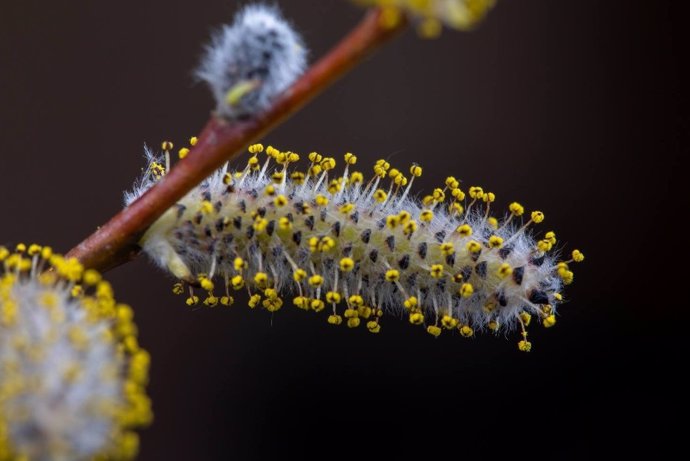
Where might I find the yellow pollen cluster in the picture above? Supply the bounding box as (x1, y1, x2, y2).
(0, 244, 151, 460)
(353, 0, 497, 37)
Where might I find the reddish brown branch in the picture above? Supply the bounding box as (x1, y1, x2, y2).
(65, 8, 407, 272)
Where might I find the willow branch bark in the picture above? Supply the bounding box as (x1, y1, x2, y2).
(65, 8, 407, 272)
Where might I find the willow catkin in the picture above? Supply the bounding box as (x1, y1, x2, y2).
(126, 143, 583, 351)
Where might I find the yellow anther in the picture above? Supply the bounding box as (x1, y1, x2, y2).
(326, 291, 341, 303)
(161, 141, 173, 151)
(172, 282, 184, 295)
(459, 283, 474, 298)
(440, 242, 455, 256)
(572, 249, 585, 262)
(350, 171, 364, 184)
(83, 269, 101, 286)
(482, 192, 496, 203)
(220, 296, 234, 306)
(403, 220, 418, 236)
(248, 294, 262, 308)
(293, 296, 309, 310)
(315, 194, 329, 206)
(403, 296, 418, 309)
(397, 210, 411, 223)
(41, 246, 53, 260)
(452, 272, 465, 283)
(348, 295, 364, 307)
(456, 224, 473, 237)
(531, 211, 545, 223)
(374, 189, 388, 203)
(520, 312, 532, 326)
(441, 315, 458, 329)
(358, 306, 372, 318)
(409, 312, 424, 325)
(274, 195, 288, 207)
(264, 184, 276, 196)
(451, 188, 465, 201)
(178, 147, 190, 159)
(189, 136, 198, 146)
(247, 156, 260, 169)
(445, 176, 459, 189)
(263, 296, 283, 312)
(545, 231, 557, 245)
(388, 168, 400, 179)
(204, 295, 219, 307)
(27, 243, 42, 256)
(543, 314, 557, 328)
(253, 217, 268, 233)
(393, 174, 407, 186)
(291, 171, 306, 184)
(266, 146, 280, 158)
(347, 317, 361, 328)
(386, 215, 400, 229)
(430, 264, 444, 279)
(223, 173, 233, 185)
(248, 143, 264, 154)
(385, 269, 400, 282)
(327, 314, 343, 325)
(409, 164, 422, 177)
(344, 152, 357, 165)
(199, 278, 214, 291)
(508, 202, 524, 215)
(186, 295, 200, 306)
(466, 240, 482, 253)
(432, 188, 445, 202)
(422, 195, 434, 206)
(469, 186, 484, 199)
(497, 263, 513, 278)
(308, 152, 322, 163)
(233, 257, 246, 271)
(554, 293, 563, 301)
(420, 209, 434, 223)
(367, 320, 381, 333)
(427, 325, 442, 337)
(488, 235, 504, 248)
(271, 172, 284, 183)
(320, 157, 336, 170)
(293, 269, 307, 282)
(308, 236, 319, 252)
(537, 240, 553, 252)
(253, 272, 269, 287)
(339, 203, 355, 214)
(319, 236, 336, 252)
(200, 200, 214, 214)
(308, 274, 324, 287)
(459, 325, 474, 337)
(278, 217, 292, 231)
(310, 299, 325, 312)
(288, 152, 300, 163)
(518, 340, 532, 352)
(488, 320, 500, 331)
(339, 257, 355, 272)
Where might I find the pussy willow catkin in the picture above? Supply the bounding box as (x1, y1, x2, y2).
(196, 4, 307, 120)
(0, 245, 151, 460)
(353, 0, 496, 37)
(127, 141, 583, 351)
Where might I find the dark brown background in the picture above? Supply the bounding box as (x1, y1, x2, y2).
(1, 0, 685, 459)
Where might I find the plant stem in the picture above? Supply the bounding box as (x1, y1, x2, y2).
(65, 8, 407, 272)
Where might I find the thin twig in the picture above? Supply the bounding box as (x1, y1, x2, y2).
(65, 8, 407, 272)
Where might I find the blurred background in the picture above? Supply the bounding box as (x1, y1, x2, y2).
(0, 0, 685, 458)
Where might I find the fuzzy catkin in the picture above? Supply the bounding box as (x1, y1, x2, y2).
(196, 4, 307, 120)
(0, 245, 151, 460)
(127, 144, 582, 350)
